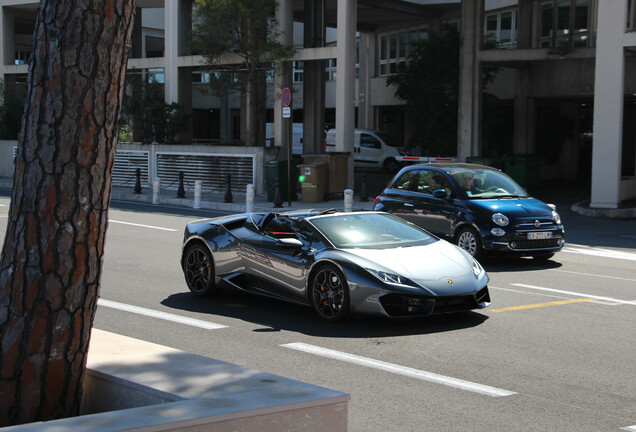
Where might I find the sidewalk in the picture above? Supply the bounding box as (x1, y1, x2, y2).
(1, 177, 635, 219)
(109, 182, 376, 214)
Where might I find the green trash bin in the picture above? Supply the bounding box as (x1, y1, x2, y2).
(264, 159, 300, 202)
(503, 154, 541, 187)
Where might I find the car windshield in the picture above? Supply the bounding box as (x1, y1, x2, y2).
(308, 212, 437, 249)
(448, 168, 528, 199)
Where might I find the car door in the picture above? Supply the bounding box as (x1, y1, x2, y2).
(243, 215, 313, 302)
(356, 132, 383, 168)
(380, 169, 459, 238)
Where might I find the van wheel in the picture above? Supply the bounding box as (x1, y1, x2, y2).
(384, 158, 400, 173)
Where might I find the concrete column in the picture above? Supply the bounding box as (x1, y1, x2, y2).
(357, 33, 374, 130)
(591, 0, 625, 208)
(304, 61, 326, 152)
(164, 0, 179, 104)
(458, 0, 482, 160)
(303, 0, 326, 153)
(335, 0, 356, 188)
(274, 0, 293, 158)
(0, 6, 11, 67)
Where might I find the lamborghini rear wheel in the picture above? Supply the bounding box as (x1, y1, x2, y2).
(183, 243, 215, 296)
(310, 264, 350, 322)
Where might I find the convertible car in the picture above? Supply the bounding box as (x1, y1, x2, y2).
(181, 210, 490, 321)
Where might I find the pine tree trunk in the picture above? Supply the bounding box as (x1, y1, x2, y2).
(0, 1, 136, 426)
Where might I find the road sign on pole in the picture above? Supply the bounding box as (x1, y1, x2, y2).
(282, 87, 291, 107)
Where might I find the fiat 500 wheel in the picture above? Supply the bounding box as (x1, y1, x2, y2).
(310, 264, 350, 322)
(456, 227, 482, 259)
(183, 243, 215, 296)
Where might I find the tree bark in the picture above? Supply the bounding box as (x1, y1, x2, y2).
(0, 1, 136, 426)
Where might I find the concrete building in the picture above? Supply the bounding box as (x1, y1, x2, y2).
(1, 0, 635, 208)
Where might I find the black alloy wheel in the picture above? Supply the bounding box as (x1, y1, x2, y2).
(183, 243, 215, 296)
(310, 264, 350, 322)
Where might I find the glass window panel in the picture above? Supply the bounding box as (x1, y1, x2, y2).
(501, 12, 512, 43)
(541, 3, 554, 38)
(380, 36, 387, 60)
(390, 34, 397, 58)
(399, 33, 407, 57)
(557, 0, 570, 31)
(574, 0, 588, 30)
(486, 14, 498, 32)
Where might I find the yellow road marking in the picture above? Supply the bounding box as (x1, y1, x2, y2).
(491, 298, 596, 312)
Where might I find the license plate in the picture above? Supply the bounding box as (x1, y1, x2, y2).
(527, 231, 553, 240)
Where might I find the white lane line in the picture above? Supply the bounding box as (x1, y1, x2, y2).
(98, 299, 227, 330)
(109, 219, 178, 232)
(550, 269, 636, 283)
(491, 286, 621, 306)
(621, 425, 636, 431)
(512, 284, 636, 306)
(281, 342, 516, 398)
(563, 245, 636, 261)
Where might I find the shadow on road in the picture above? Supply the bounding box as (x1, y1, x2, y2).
(161, 290, 488, 338)
(480, 255, 563, 273)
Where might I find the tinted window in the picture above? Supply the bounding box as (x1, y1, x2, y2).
(392, 169, 452, 196)
(360, 134, 381, 149)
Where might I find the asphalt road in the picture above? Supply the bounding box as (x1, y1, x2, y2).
(0, 192, 635, 431)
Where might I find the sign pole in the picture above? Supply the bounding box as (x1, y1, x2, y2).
(282, 87, 292, 206)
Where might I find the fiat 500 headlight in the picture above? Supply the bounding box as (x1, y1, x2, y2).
(492, 213, 509, 226)
(552, 210, 561, 225)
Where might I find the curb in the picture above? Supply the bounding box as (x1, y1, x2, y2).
(571, 200, 636, 219)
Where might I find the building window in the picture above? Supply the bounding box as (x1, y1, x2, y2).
(539, 0, 589, 49)
(377, 26, 428, 77)
(485, 9, 518, 48)
(325, 58, 337, 81)
(629, 0, 636, 30)
(293, 61, 304, 83)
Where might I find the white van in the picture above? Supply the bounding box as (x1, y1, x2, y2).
(324, 129, 404, 172)
(266, 123, 303, 155)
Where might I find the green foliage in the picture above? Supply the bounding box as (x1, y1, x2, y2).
(190, 0, 295, 97)
(120, 75, 189, 144)
(387, 25, 500, 157)
(0, 80, 25, 140)
(387, 25, 460, 156)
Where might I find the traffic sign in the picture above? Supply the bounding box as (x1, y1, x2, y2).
(282, 87, 291, 107)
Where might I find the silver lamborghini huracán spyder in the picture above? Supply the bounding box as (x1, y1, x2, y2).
(181, 210, 490, 321)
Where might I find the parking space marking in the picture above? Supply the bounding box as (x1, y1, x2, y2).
(550, 269, 636, 283)
(281, 342, 516, 398)
(490, 298, 596, 312)
(512, 284, 636, 306)
(98, 299, 227, 330)
(563, 244, 636, 261)
(109, 219, 178, 232)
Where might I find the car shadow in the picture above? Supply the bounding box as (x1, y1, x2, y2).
(480, 255, 563, 273)
(161, 290, 489, 338)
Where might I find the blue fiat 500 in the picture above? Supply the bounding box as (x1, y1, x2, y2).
(372, 163, 565, 260)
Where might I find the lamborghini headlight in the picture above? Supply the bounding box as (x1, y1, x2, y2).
(472, 258, 484, 277)
(366, 269, 418, 288)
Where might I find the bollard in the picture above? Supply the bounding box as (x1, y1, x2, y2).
(193, 180, 202, 209)
(177, 171, 185, 198)
(224, 173, 233, 203)
(359, 173, 369, 202)
(134, 168, 142, 194)
(273, 177, 283, 208)
(344, 189, 354, 212)
(152, 177, 160, 204)
(246, 184, 255, 214)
